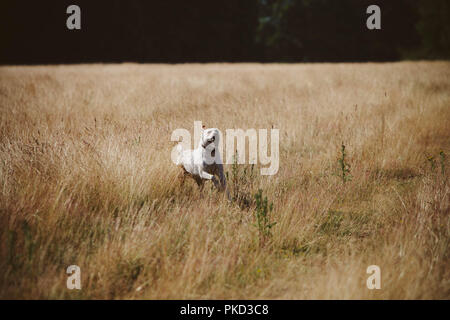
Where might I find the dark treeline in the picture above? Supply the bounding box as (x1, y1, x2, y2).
(0, 0, 448, 64)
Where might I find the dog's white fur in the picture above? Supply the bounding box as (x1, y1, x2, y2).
(175, 127, 228, 195)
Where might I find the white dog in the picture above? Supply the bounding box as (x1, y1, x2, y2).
(175, 127, 229, 196)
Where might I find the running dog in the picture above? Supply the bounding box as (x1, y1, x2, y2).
(175, 127, 229, 196)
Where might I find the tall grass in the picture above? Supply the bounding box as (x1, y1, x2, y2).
(0, 62, 449, 299)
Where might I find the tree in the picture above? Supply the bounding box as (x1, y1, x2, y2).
(416, 0, 450, 59)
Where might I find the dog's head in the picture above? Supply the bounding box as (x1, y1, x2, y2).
(201, 127, 220, 151)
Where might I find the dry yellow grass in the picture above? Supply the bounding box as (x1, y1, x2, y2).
(0, 62, 449, 299)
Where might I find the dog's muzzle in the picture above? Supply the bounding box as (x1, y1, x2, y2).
(202, 137, 215, 149)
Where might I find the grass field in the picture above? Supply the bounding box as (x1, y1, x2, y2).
(0, 62, 449, 299)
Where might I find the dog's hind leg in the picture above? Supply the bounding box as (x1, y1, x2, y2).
(178, 172, 186, 187)
(177, 165, 188, 187)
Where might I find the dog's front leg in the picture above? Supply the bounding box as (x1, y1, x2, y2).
(216, 164, 227, 191)
(199, 170, 219, 188)
(194, 176, 205, 190)
(216, 164, 231, 200)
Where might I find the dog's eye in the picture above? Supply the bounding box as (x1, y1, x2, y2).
(211, 136, 215, 141)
